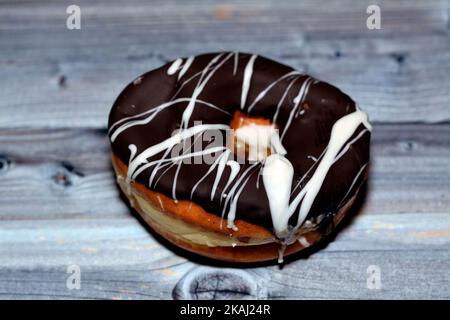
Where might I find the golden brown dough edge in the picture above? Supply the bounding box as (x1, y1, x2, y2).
(112, 152, 363, 263)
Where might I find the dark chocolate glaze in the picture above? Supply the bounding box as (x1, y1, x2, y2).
(108, 52, 370, 234)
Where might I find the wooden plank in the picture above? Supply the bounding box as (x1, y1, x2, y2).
(0, 129, 129, 219)
(0, 0, 449, 300)
(0, 214, 449, 299)
(0, 124, 449, 219)
(1, 0, 447, 32)
(0, 0, 449, 128)
(0, 124, 448, 300)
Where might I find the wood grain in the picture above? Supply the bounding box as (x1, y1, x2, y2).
(0, 0, 449, 300)
(0, 215, 449, 299)
(0, 125, 449, 220)
(0, 125, 449, 299)
(0, 0, 449, 128)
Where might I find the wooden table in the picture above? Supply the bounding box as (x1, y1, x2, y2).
(1, 0, 449, 299)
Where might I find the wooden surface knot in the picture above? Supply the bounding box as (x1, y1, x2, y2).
(399, 140, 417, 152)
(0, 155, 13, 174)
(52, 161, 84, 187)
(390, 53, 407, 65)
(172, 266, 264, 300)
(57, 75, 67, 88)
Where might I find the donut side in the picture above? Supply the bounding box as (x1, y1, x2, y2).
(112, 152, 364, 263)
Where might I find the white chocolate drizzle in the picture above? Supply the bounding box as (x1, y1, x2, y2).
(338, 162, 368, 208)
(167, 58, 183, 75)
(281, 76, 313, 141)
(178, 56, 194, 80)
(261, 109, 371, 241)
(233, 51, 239, 75)
(181, 53, 233, 128)
(109, 53, 372, 262)
(240, 54, 257, 109)
(248, 71, 301, 113)
(290, 110, 370, 235)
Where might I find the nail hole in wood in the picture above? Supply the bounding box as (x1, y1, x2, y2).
(390, 53, 406, 64)
(58, 75, 67, 88)
(52, 161, 84, 187)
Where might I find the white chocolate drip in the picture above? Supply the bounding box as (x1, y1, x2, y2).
(262, 154, 294, 236)
(297, 110, 370, 214)
(278, 243, 287, 264)
(221, 160, 240, 201)
(263, 109, 372, 241)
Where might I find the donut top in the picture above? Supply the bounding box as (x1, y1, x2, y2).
(108, 52, 371, 244)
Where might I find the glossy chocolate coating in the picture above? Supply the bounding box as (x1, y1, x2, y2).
(108, 52, 370, 233)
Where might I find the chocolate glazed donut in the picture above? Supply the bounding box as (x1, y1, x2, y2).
(108, 52, 371, 263)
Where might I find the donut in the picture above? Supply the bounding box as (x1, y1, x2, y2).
(108, 52, 371, 263)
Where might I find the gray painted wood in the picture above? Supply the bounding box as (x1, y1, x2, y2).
(0, 218, 449, 299)
(0, 125, 449, 299)
(0, 0, 449, 128)
(0, 0, 449, 300)
(1, 125, 449, 220)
